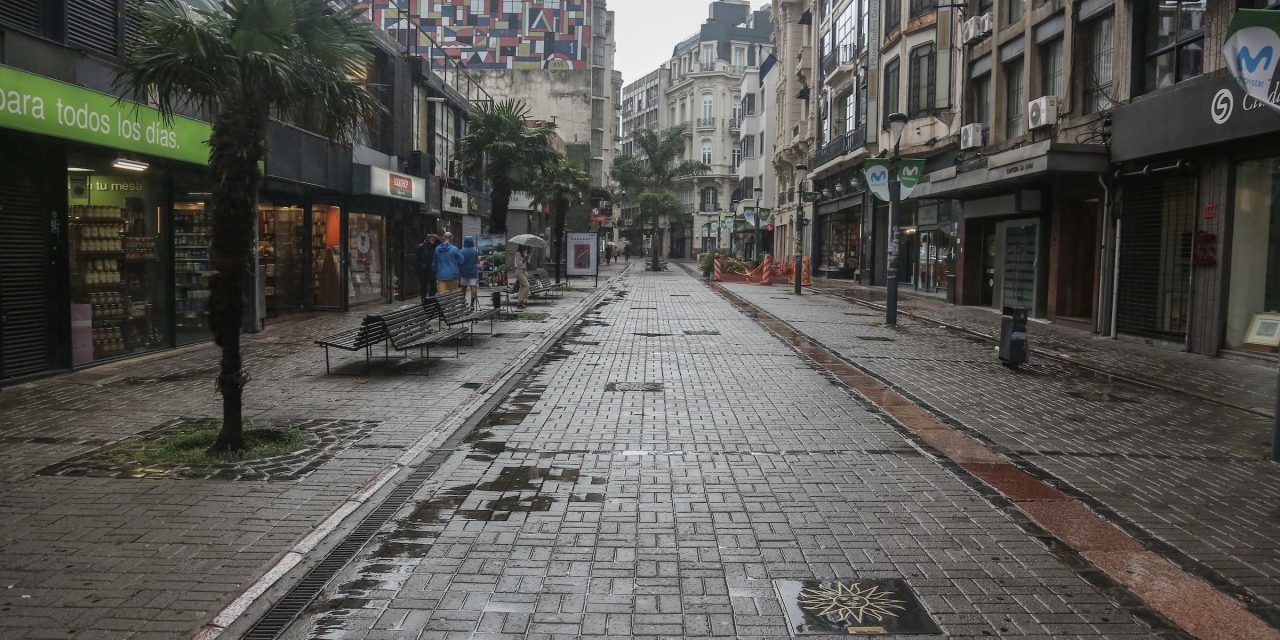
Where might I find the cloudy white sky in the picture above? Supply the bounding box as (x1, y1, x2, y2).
(611, 1, 765, 87)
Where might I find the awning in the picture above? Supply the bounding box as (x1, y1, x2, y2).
(910, 141, 1108, 199)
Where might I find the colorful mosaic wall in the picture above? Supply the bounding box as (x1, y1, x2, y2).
(367, 0, 592, 70)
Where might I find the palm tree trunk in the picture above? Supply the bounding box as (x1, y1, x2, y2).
(553, 201, 565, 284)
(651, 211, 660, 273)
(206, 102, 269, 455)
(490, 182, 512, 235)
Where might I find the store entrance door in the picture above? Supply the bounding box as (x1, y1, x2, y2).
(0, 158, 56, 380)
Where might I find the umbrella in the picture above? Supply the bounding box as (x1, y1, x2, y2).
(507, 234, 548, 249)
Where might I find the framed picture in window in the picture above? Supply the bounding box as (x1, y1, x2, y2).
(1244, 312, 1280, 347)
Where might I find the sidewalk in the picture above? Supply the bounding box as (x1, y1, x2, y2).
(722, 280, 1280, 622)
(812, 280, 1278, 416)
(0, 266, 624, 640)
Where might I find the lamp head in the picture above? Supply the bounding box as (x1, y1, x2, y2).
(887, 112, 909, 150)
(794, 163, 808, 184)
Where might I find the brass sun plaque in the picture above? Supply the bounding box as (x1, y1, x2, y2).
(775, 578, 941, 636)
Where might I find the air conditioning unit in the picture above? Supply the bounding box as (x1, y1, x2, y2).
(960, 123, 985, 150)
(979, 12, 994, 35)
(962, 17, 982, 44)
(1028, 95, 1059, 129)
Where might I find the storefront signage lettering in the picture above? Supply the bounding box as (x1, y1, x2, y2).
(1004, 160, 1037, 176)
(92, 180, 143, 191)
(1204, 203, 1219, 219)
(1114, 73, 1280, 162)
(443, 187, 468, 214)
(1194, 230, 1218, 266)
(0, 64, 210, 165)
(360, 165, 425, 203)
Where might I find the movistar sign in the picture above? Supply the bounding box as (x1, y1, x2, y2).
(1224, 10, 1280, 112)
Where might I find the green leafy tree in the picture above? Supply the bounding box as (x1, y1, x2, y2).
(117, 0, 382, 454)
(610, 127, 707, 271)
(529, 157, 591, 283)
(457, 100, 558, 235)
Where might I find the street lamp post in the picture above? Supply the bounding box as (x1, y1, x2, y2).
(729, 199, 740, 257)
(753, 186, 763, 263)
(885, 112, 909, 326)
(794, 164, 811, 296)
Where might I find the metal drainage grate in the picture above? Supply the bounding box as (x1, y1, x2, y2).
(605, 382, 664, 392)
(683, 330, 721, 336)
(775, 578, 941, 636)
(241, 448, 454, 639)
(633, 332, 672, 337)
(630, 307, 658, 310)
(857, 336, 896, 342)
(460, 382, 483, 390)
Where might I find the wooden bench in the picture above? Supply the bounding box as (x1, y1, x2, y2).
(369, 304, 468, 364)
(428, 292, 497, 342)
(314, 318, 389, 374)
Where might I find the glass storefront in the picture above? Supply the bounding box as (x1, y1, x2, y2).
(347, 212, 387, 305)
(258, 204, 307, 317)
(313, 205, 343, 308)
(913, 200, 957, 296)
(66, 156, 170, 365)
(819, 203, 862, 275)
(173, 201, 212, 344)
(1227, 157, 1280, 351)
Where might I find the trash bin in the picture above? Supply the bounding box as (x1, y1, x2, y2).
(491, 291, 502, 311)
(999, 306, 1029, 368)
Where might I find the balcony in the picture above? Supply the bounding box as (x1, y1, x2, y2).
(824, 44, 861, 89)
(809, 126, 867, 171)
(696, 117, 717, 130)
(729, 116, 742, 131)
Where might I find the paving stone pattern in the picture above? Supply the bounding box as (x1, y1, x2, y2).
(813, 282, 1278, 415)
(0, 283, 602, 640)
(287, 269, 1163, 639)
(725, 283, 1280, 614)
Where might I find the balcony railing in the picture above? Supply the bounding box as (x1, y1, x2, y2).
(823, 44, 861, 80)
(810, 126, 867, 169)
(730, 116, 742, 129)
(697, 117, 717, 129)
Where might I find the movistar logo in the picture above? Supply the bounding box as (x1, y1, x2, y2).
(1239, 46, 1275, 73)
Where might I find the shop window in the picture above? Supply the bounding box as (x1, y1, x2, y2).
(1004, 57, 1024, 139)
(258, 204, 307, 316)
(1228, 158, 1280, 351)
(313, 205, 343, 308)
(173, 199, 211, 345)
(908, 44, 936, 117)
(1141, 0, 1205, 93)
(1082, 13, 1114, 114)
(66, 157, 169, 365)
(347, 213, 387, 305)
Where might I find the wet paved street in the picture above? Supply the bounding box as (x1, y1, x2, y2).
(285, 268, 1185, 639)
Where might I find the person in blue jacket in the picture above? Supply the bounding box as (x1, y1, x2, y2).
(459, 236, 480, 309)
(434, 232, 463, 294)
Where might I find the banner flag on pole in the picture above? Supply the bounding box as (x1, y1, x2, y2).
(897, 159, 927, 199)
(864, 159, 891, 202)
(1224, 10, 1280, 114)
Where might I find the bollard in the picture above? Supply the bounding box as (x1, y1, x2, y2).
(999, 306, 1029, 368)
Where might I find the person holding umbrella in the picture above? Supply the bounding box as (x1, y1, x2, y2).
(507, 234, 546, 310)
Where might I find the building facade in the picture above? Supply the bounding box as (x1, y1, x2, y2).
(731, 59, 779, 257)
(0, 1, 484, 381)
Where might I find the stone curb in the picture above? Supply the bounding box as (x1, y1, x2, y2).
(192, 268, 629, 640)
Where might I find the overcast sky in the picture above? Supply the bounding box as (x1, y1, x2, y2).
(612, 1, 764, 87)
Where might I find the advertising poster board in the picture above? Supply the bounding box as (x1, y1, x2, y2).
(567, 232, 599, 278)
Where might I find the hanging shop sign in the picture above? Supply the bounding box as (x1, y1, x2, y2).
(355, 165, 426, 203)
(1223, 10, 1280, 114)
(443, 187, 469, 214)
(0, 64, 210, 165)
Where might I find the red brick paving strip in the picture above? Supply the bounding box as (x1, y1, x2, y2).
(714, 282, 1280, 640)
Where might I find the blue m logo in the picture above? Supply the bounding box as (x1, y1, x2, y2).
(1238, 46, 1275, 74)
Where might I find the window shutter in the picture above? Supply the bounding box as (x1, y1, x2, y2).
(0, 0, 41, 34)
(67, 0, 121, 58)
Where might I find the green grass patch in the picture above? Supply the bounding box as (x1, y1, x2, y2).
(101, 419, 307, 466)
(497, 311, 550, 322)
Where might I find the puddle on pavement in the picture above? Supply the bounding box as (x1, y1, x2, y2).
(605, 382, 665, 392)
(633, 332, 672, 337)
(1065, 390, 1137, 403)
(684, 329, 721, 336)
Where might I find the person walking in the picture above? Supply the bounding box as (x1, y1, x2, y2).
(459, 236, 480, 309)
(623, 239, 632, 262)
(512, 245, 531, 310)
(415, 234, 439, 301)
(434, 232, 463, 295)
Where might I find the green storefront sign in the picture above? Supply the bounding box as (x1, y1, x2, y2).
(0, 64, 211, 165)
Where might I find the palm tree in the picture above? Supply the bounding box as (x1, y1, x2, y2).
(457, 100, 558, 235)
(611, 127, 707, 272)
(529, 157, 591, 283)
(118, 0, 382, 454)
